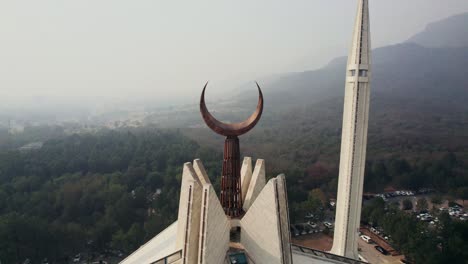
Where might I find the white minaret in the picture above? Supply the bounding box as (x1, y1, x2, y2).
(331, 0, 371, 259)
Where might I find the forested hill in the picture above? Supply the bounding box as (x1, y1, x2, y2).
(1, 12, 468, 264)
(255, 12, 468, 110)
(0, 130, 221, 263)
(185, 12, 468, 204)
(141, 16, 468, 130)
(252, 13, 468, 185)
(255, 42, 468, 112)
(407, 12, 468, 48)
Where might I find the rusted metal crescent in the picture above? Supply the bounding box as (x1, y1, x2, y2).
(200, 82, 264, 137)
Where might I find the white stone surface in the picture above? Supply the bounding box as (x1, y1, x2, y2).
(193, 159, 211, 185)
(331, 0, 371, 259)
(243, 159, 266, 211)
(277, 174, 293, 264)
(121, 160, 340, 264)
(240, 157, 253, 203)
(176, 163, 200, 248)
(197, 184, 230, 264)
(174, 163, 203, 264)
(292, 252, 344, 264)
(119, 221, 179, 264)
(182, 180, 203, 263)
(241, 176, 291, 264)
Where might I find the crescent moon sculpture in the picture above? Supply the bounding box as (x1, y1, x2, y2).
(200, 82, 263, 137)
(199, 82, 264, 217)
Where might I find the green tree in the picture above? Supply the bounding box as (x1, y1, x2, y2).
(307, 189, 325, 220)
(361, 198, 385, 226)
(430, 195, 443, 209)
(402, 198, 413, 211)
(456, 187, 468, 206)
(126, 223, 145, 250)
(416, 197, 428, 212)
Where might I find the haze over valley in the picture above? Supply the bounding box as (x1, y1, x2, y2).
(1, 3, 468, 264)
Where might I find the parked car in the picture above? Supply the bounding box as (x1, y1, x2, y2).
(290, 227, 299, 237)
(370, 227, 380, 235)
(73, 253, 82, 263)
(374, 246, 389, 255)
(290, 225, 299, 236)
(323, 222, 333, 229)
(110, 250, 124, 257)
(295, 224, 307, 235)
(360, 235, 372, 243)
(305, 213, 314, 219)
(307, 221, 317, 228)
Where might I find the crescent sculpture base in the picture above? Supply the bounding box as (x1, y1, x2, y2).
(120, 158, 293, 264)
(199, 82, 264, 218)
(120, 159, 364, 264)
(221, 136, 243, 217)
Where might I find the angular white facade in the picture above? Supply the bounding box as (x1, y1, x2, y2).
(198, 184, 230, 264)
(241, 174, 292, 264)
(120, 158, 296, 264)
(243, 159, 266, 211)
(240, 157, 253, 203)
(331, 0, 372, 259)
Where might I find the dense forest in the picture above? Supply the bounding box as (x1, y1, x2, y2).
(180, 13, 468, 226)
(187, 94, 468, 223)
(361, 198, 468, 263)
(0, 129, 222, 263)
(1, 13, 467, 263)
(1, 125, 467, 263)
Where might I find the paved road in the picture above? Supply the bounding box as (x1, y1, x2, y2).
(358, 239, 402, 264)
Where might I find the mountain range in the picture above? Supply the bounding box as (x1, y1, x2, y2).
(407, 12, 468, 48)
(258, 12, 468, 112)
(185, 12, 468, 182)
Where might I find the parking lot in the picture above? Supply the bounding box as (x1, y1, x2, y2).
(358, 239, 402, 264)
(292, 233, 333, 252)
(292, 232, 405, 264)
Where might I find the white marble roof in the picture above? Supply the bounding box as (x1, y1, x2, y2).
(120, 221, 180, 264)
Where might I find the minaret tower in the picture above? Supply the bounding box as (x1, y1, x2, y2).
(331, 0, 371, 259)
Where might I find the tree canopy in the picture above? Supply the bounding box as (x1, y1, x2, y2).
(0, 129, 221, 263)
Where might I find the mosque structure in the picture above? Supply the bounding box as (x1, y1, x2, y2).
(120, 0, 371, 263)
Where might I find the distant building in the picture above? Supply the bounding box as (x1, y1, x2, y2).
(18, 142, 43, 152)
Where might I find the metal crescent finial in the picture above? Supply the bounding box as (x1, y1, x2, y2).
(200, 82, 264, 136)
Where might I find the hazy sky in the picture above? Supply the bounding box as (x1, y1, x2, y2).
(1, 0, 468, 105)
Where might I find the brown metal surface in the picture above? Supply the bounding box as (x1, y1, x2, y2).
(221, 136, 242, 217)
(200, 82, 263, 137)
(199, 82, 264, 217)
